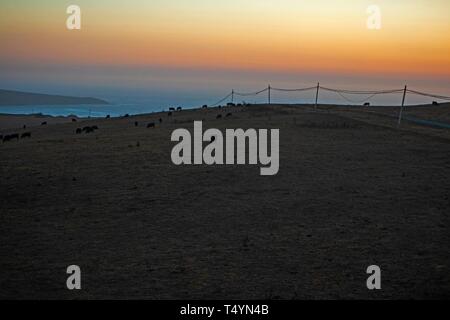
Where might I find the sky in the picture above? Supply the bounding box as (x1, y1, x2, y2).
(1, 0, 449, 106)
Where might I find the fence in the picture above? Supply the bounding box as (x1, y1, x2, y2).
(210, 83, 450, 126)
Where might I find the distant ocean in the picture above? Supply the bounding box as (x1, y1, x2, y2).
(0, 89, 443, 118)
(0, 103, 164, 118)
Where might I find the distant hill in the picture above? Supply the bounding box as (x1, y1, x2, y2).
(0, 89, 109, 106)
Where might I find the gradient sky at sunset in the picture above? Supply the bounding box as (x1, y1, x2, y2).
(1, 0, 449, 105)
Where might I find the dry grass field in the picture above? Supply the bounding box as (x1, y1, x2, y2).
(1, 104, 449, 299)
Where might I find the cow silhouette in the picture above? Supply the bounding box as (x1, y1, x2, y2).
(3, 134, 19, 142)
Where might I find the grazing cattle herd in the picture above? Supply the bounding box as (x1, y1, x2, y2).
(1, 103, 243, 144)
(2, 101, 447, 147)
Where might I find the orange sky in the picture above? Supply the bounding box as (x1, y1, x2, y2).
(1, 0, 450, 78)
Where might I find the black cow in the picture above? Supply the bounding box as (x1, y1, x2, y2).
(147, 122, 155, 128)
(168, 112, 173, 116)
(364, 102, 370, 107)
(226, 113, 232, 117)
(169, 107, 176, 111)
(177, 107, 182, 111)
(41, 121, 47, 126)
(76, 128, 82, 134)
(71, 118, 77, 122)
(82, 126, 96, 133)
(202, 105, 208, 109)
(21, 132, 31, 139)
(216, 114, 222, 119)
(3, 134, 20, 142)
(106, 115, 111, 119)
(432, 101, 439, 106)
(123, 114, 130, 118)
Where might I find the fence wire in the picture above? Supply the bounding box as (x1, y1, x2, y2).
(406, 89, 450, 101)
(209, 84, 450, 106)
(234, 87, 269, 96)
